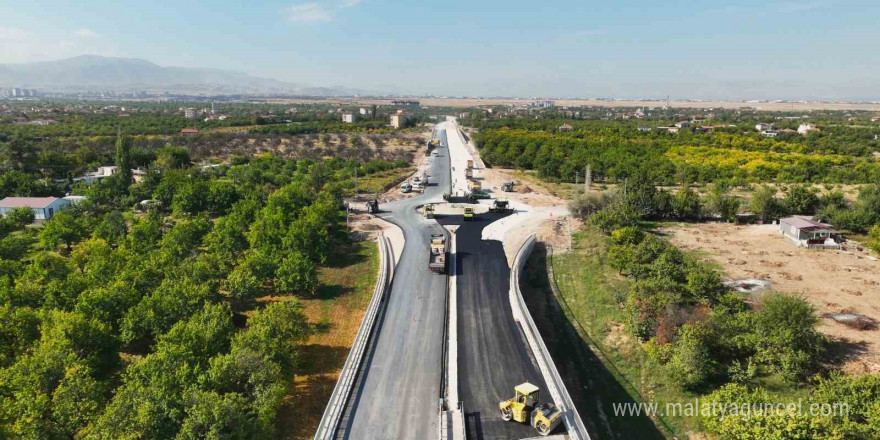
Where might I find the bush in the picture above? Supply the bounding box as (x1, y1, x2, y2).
(569, 193, 613, 220)
(589, 200, 640, 233)
(868, 225, 880, 255)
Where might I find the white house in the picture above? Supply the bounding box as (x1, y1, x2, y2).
(755, 123, 775, 132)
(0, 197, 71, 220)
(73, 165, 118, 184)
(798, 123, 819, 135)
(779, 216, 839, 249)
(390, 113, 408, 128)
(342, 112, 356, 123)
(761, 130, 779, 138)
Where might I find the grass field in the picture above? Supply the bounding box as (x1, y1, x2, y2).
(274, 240, 379, 439)
(356, 166, 415, 195)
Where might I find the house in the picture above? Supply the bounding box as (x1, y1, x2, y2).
(0, 197, 71, 220)
(558, 123, 573, 132)
(674, 121, 691, 129)
(695, 126, 715, 134)
(359, 107, 368, 115)
(184, 108, 197, 119)
(180, 128, 199, 137)
(798, 123, 819, 135)
(342, 112, 356, 123)
(72, 165, 118, 184)
(761, 130, 779, 138)
(779, 216, 839, 249)
(755, 123, 775, 132)
(390, 113, 408, 129)
(63, 195, 87, 205)
(637, 126, 652, 132)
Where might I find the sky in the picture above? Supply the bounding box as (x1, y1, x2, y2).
(0, 0, 878, 100)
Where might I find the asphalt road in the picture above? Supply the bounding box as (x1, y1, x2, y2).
(440, 212, 550, 440)
(338, 126, 451, 440)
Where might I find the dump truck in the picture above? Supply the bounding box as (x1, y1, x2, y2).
(499, 382, 562, 436)
(489, 199, 512, 214)
(501, 181, 515, 192)
(428, 234, 447, 274)
(422, 204, 435, 218)
(365, 199, 379, 214)
(429, 139, 440, 148)
(465, 168, 473, 179)
(467, 179, 482, 191)
(463, 207, 474, 221)
(467, 159, 474, 169)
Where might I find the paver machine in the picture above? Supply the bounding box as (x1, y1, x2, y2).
(499, 382, 562, 436)
(365, 199, 379, 214)
(489, 199, 513, 214)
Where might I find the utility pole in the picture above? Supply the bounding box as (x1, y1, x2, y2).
(585, 164, 591, 193)
(354, 165, 358, 197)
(574, 171, 579, 193)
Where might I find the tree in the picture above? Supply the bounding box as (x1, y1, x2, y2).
(39, 210, 86, 252)
(116, 133, 133, 186)
(5, 207, 35, 228)
(671, 185, 702, 221)
(752, 293, 826, 383)
(869, 225, 880, 255)
(276, 251, 318, 296)
(569, 193, 613, 220)
(749, 185, 781, 223)
(94, 211, 127, 246)
(667, 322, 716, 389)
(783, 184, 820, 215)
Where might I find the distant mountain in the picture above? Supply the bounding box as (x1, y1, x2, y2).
(0, 55, 370, 96)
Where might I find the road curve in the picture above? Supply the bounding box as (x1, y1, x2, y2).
(338, 125, 452, 440)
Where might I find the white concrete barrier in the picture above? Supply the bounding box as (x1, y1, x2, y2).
(510, 234, 591, 440)
(314, 233, 392, 440)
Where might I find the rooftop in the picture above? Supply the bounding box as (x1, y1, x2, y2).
(782, 215, 834, 231)
(0, 197, 60, 208)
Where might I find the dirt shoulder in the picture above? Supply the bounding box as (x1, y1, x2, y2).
(662, 222, 880, 375)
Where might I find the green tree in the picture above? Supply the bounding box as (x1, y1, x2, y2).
(276, 251, 318, 295)
(39, 210, 86, 252)
(783, 184, 820, 215)
(5, 207, 35, 228)
(94, 211, 127, 246)
(116, 134, 133, 186)
(749, 185, 781, 223)
(667, 322, 716, 389)
(752, 293, 826, 383)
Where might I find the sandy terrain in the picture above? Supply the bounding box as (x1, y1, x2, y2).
(663, 222, 880, 374)
(265, 97, 880, 112)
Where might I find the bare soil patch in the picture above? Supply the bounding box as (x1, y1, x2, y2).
(662, 222, 880, 374)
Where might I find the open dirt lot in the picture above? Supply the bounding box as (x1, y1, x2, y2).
(662, 222, 880, 374)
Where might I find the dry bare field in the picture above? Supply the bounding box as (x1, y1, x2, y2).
(662, 222, 880, 375)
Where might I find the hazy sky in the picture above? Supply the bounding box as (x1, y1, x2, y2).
(1, 0, 878, 100)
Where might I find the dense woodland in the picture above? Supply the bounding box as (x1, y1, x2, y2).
(0, 128, 409, 438)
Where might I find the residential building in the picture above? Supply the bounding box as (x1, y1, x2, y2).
(779, 216, 839, 249)
(342, 112, 356, 123)
(798, 123, 819, 135)
(72, 165, 118, 184)
(674, 121, 691, 129)
(184, 108, 197, 119)
(558, 123, 573, 132)
(0, 197, 71, 220)
(755, 123, 775, 132)
(180, 128, 199, 137)
(390, 113, 407, 129)
(761, 130, 779, 138)
(637, 126, 652, 132)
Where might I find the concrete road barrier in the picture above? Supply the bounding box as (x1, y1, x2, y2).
(510, 234, 591, 440)
(314, 233, 392, 440)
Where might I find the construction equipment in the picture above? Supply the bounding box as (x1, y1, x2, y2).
(428, 234, 447, 274)
(429, 139, 440, 148)
(465, 168, 473, 179)
(470, 189, 490, 199)
(501, 181, 515, 192)
(499, 382, 562, 436)
(463, 207, 474, 221)
(467, 179, 482, 191)
(467, 159, 474, 169)
(489, 199, 513, 214)
(422, 204, 435, 218)
(365, 199, 379, 214)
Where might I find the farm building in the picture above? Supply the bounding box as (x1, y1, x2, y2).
(0, 197, 71, 220)
(779, 216, 840, 249)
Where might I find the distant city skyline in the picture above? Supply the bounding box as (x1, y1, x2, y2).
(1, 0, 878, 100)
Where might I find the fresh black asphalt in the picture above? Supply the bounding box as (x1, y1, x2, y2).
(440, 213, 549, 440)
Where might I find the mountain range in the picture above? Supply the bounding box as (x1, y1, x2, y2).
(0, 55, 372, 96)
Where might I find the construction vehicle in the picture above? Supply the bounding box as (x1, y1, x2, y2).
(365, 199, 379, 214)
(499, 382, 562, 436)
(463, 207, 475, 221)
(501, 181, 515, 192)
(489, 199, 513, 214)
(467, 179, 482, 191)
(429, 139, 440, 148)
(465, 168, 473, 179)
(467, 159, 474, 169)
(400, 182, 412, 193)
(428, 234, 447, 274)
(422, 204, 435, 218)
